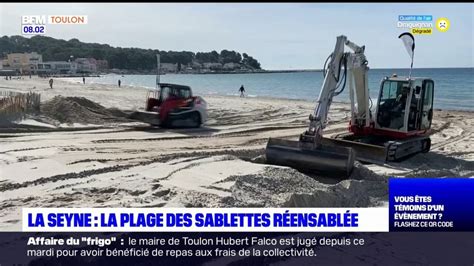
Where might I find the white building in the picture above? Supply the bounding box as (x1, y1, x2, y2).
(223, 62, 241, 70)
(37, 61, 77, 74)
(75, 58, 97, 73)
(202, 62, 223, 70)
(160, 63, 177, 73)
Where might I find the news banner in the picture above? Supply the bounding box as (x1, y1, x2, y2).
(21, 178, 473, 233)
(9, 178, 471, 261)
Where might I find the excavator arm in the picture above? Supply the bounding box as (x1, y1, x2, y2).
(266, 35, 370, 177)
(300, 35, 347, 147)
(301, 35, 370, 146)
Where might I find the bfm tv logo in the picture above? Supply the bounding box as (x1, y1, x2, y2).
(21, 15, 88, 35)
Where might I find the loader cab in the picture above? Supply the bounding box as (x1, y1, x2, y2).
(145, 83, 193, 112)
(375, 76, 434, 135)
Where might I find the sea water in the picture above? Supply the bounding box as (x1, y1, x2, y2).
(77, 68, 473, 111)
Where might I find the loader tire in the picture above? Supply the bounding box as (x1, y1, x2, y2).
(422, 138, 431, 153)
(190, 112, 201, 128)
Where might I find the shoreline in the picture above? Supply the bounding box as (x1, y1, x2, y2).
(0, 76, 472, 113)
(55, 77, 474, 113)
(50, 67, 473, 77)
(1, 75, 472, 113)
(200, 94, 474, 114)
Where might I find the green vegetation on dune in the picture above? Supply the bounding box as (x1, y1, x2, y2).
(0, 35, 262, 71)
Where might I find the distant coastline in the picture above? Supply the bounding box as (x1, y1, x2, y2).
(103, 68, 324, 75)
(100, 67, 472, 76)
(193, 69, 324, 75)
(39, 67, 472, 78)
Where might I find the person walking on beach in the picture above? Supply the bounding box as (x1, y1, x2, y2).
(49, 78, 53, 89)
(83, 76, 86, 84)
(239, 85, 245, 98)
(118, 79, 121, 88)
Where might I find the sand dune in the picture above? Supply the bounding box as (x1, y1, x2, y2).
(0, 77, 472, 231)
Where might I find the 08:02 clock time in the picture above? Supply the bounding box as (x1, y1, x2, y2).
(22, 25, 45, 34)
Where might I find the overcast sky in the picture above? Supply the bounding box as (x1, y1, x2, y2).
(0, 3, 473, 69)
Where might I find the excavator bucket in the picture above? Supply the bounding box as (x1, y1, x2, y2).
(129, 111, 161, 126)
(265, 138, 355, 178)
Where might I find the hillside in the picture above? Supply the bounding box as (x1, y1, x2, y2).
(0, 35, 262, 71)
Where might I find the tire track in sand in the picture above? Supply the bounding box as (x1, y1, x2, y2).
(91, 125, 307, 144)
(0, 148, 265, 192)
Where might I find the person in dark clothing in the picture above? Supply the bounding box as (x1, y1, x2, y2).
(395, 86, 410, 111)
(49, 78, 53, 89)
(239, 85, 245, 97)
(83, 76, 86, 84)
(118, 79, 121, 88)
(390, 86, 410, 129)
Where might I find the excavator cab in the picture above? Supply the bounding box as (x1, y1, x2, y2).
(375, 76, 434, 135)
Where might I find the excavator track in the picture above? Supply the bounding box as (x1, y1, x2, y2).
(385, 136, 431, 161)
(328, 133, 431, 163)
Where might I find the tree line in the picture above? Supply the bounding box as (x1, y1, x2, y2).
(0, 35, 262, 70)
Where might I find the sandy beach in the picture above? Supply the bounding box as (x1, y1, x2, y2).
(0, 77, 472, 231)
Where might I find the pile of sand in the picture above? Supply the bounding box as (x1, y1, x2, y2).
(40, 96, 130, 125)
(224, 163, 388, 208)
(174, 157, 388, 208)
